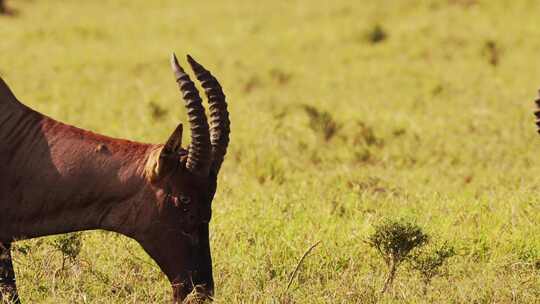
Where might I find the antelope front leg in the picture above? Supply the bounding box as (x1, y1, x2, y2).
(0, 242, 20, 304)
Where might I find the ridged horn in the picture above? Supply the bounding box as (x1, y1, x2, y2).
(171, 53, 211, 176)
(536, 90, 540, 134)
(187, 55, 230, 175)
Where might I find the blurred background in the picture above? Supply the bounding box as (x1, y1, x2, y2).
(0, 0, 539, 303)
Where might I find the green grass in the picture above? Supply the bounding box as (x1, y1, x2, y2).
(1, 0, 540, 302)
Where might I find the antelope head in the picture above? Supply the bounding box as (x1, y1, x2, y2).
(138, 54, 230, 303)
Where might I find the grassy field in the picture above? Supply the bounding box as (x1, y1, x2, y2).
(1, 0, 540, 303)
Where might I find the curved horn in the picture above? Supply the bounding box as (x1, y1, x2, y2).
(187, 55, 230, 175)
(171, 53, 211, 176)
(535, 90, 540, 133)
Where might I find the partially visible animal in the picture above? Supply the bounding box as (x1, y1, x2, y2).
(0, 54, 230, 303)
(535, 91, 540, 132)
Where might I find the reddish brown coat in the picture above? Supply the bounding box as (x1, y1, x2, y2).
(0, 55, 230, 303)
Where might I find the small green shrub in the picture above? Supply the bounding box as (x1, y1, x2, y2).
(52, 233, 83, 270)
(408, 241, 455, 294)
(366, 24, 387, 44)
(367, 218, 429, 293)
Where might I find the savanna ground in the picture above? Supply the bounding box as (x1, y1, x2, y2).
(1, 0, 540, 303)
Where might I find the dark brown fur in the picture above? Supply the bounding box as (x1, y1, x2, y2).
(0, 55, 230, 303)
(534, 90, 540, 133)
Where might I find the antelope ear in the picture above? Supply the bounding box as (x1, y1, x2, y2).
(162, 123, 184, 157)
(148, 123, 184, 181)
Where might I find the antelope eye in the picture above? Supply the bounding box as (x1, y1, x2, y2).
(179, 195, 191, 204)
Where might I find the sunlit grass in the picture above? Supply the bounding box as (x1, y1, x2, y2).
(1, 0, 539, 302)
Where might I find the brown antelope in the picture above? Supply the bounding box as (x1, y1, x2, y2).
(535, 91, 540, 132)
(0, 54, 230, 303)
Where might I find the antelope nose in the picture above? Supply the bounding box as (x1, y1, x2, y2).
(189, 271, 214, 296)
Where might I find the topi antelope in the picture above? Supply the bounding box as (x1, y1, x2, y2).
(535, 91, 540, 132)
(0, 54, 230, 303)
